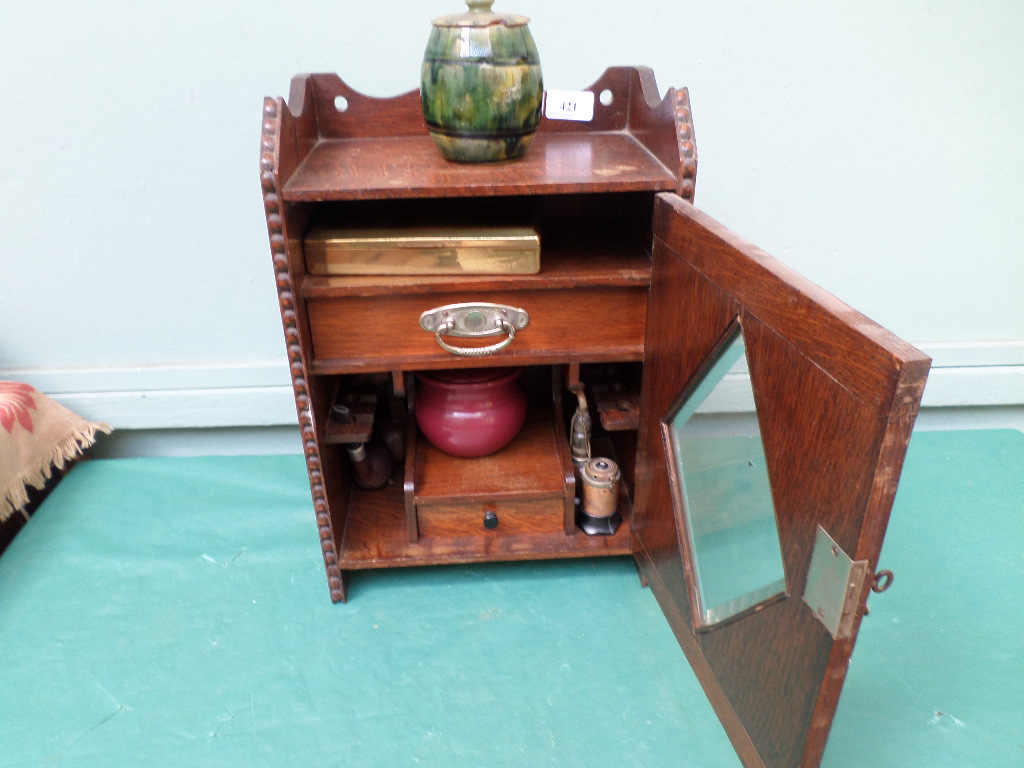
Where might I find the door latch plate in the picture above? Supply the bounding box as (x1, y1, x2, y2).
(802, 526, 870, 639)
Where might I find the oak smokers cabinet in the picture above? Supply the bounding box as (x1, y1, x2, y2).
(260, 68, 930, 768)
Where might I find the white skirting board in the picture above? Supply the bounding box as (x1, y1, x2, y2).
(2, 362, 297, 430)
(3, 342, 1022, 456)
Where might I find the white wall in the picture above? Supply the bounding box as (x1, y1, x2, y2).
(3, 0, 1022, 454)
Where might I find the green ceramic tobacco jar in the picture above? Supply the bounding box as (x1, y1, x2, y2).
(421, 0, 543, 163)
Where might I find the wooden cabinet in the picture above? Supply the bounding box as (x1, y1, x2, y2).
(260, 67, 929, 768)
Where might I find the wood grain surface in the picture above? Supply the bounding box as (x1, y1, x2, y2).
(633, 194, 929, 768)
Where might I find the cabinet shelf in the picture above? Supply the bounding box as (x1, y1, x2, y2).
(338, 477, 633, 571)
(300, 221, 652, 299)
(337, 479, 632, 569)
(283, 132, 678, 203)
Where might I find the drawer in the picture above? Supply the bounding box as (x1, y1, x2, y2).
(307, 287, 647, 369)
(417, 497, 566, 539)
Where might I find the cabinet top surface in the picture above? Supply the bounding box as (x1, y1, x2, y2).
(282, 131, 678, 202)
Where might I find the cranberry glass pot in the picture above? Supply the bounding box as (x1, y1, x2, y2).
(414, 368, 527, 457)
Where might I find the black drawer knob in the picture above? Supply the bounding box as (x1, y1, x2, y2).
(483, 509, 499, 529)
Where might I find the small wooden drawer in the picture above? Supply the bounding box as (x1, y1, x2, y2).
(417, 498, 565, 539)
(307, 287, 648, 370)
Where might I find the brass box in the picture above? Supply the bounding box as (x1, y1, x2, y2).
(304, 224, 540, 275)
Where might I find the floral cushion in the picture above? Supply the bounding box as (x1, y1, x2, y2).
(1, 382, 111, 523)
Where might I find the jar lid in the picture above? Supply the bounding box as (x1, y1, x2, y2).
(416, 367, 517, 386)
(582, 457, 621, 488)
(432, 0, 529, 28)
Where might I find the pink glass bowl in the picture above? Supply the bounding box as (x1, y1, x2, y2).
(415, 368, 528, 458)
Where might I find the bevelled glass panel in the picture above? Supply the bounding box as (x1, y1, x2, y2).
(666, 325, 786, 626)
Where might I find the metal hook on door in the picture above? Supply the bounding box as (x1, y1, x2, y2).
(871, 569, 894, 593)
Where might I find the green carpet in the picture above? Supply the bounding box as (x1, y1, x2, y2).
(1, 430, 1021, 767)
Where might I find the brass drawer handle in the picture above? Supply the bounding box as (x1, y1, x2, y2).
(436, 318, 517, 357)
(420, 302, 529, 358)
